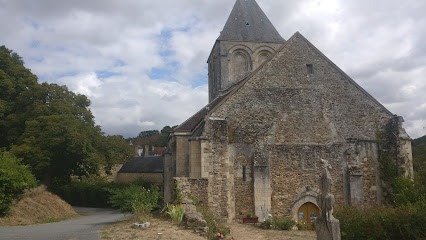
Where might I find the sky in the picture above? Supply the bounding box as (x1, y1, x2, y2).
(0, 0, 425, 138)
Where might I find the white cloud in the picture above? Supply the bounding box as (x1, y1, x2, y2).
(0, 0, 425, 138)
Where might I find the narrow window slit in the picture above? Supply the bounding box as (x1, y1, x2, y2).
(306, 64, 313, 74)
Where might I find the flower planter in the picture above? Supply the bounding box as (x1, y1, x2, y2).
(242, 217, 258, 223)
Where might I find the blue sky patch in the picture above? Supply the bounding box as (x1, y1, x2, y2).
(31, 40, 40, 48)
(96, 70, 120, 79)
(192, 73, 208, 88)
(57, 71, 78, 78)
(114, 59, 126, 67)
(23, 17, 39, 29)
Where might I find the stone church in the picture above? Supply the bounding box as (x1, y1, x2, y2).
(163, 0, 413, 223)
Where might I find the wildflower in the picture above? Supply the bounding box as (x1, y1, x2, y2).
(216, 224, 219, 227)
(221, 234, 224, 238)
(216, 233, 220, 236)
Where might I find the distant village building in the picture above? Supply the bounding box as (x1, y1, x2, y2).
(115, 143, 166, 184)
(164, 0, 413, 223)
(116, 156, 163, 185)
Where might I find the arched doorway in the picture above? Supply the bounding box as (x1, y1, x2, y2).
(297, 202, 319, 223)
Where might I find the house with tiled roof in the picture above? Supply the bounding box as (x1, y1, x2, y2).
(164, 0, 413, 223)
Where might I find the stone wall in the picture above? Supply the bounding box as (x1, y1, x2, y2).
(208, 33, 396, 220)
(230, 144, 254, 221)
(202, 118, 235, 222)
(268, 144, 344, 219)
(174, 177, 208, 205)
(176, 136, 190, 177)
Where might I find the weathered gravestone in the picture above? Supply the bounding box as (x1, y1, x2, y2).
(316, 159, 341, 240)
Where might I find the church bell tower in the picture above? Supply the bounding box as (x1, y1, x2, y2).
(207, 0, 285, 102)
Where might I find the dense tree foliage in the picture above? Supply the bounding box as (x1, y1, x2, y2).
(0, 151, 37, 215)
(130, 125, 176, 148)
(0, 46, 133, 184)
(412, 135, 426, 172)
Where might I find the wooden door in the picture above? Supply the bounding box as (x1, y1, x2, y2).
(298, 202, 320, 223)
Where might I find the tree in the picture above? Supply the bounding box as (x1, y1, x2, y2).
(1, 46, 131, 184)
(0, 46, 38, 148)
(138, 130, 159, 138)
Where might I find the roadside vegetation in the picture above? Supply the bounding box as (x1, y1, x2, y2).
(51, 176, 162, 222)
(0, 185, 77, 226)
(0, 45, 132, 219)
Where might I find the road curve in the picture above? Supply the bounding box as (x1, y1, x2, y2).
(0, 207, 126, 240)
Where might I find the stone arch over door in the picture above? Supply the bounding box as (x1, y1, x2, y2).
(290, 194, 319, 222)
(229, 49, 251, 82)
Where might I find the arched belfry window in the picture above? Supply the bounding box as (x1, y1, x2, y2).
(230, 50, 251, 82)
(255, 50, 272, 68)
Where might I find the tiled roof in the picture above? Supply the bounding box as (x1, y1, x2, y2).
(152, 147, 166, 155)
(174, 94, 226, 133)
(218, 0, 285, 43)
(118, 156, 163, 173)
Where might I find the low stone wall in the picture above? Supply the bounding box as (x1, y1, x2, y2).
(174, 177, 208, 205)
(174, 177, 208, 235)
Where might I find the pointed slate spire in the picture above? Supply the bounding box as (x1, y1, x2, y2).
(218, 0, 285, 43)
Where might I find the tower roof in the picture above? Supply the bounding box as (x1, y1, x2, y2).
(218, 0, 285, 43)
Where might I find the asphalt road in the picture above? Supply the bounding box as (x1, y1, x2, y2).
(0, 207, 126, 240)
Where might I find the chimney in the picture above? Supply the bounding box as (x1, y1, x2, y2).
(144, 145, 150, 156)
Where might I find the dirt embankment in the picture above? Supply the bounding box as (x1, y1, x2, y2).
(0, 185, 78, 226)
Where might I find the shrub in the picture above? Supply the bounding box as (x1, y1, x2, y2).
(0, 151, 37, 215)
(296, 220, 314, 230)
(164, 203, 185, 225)
(335, 205, 426, 240)
(197, 207, 234, 240)
(392, 176, 425, 206)
(260, 217, 273, 229)
(272, 217, 296, 230)
(108, 184, 161, 214)
(50, 177, 112, 207)
(50, 176, 161, 214)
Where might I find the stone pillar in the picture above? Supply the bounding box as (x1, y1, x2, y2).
(253, 149, 271, 221)
(395, 116, 414, 179)
(347, 165, 364, 206)
(163, 152, 173, 203)
(176, 136, 189, 177)
(253, 166, 271, 221)
(204, 118, 235, 222)
(189, 139, 201, 178)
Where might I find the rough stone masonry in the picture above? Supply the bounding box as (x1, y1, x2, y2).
(163, 0, 414, 223)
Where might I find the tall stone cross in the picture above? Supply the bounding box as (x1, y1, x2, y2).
(316, 159, 341, 240)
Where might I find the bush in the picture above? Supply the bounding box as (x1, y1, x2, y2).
(259, 217, 273, 229)
(108, 184, 161, 214)
(50, 176, 161, 214)
(0, 151, 37, 215)
(197, 206, 233, 240)
(259, 216, 296, 230)
(392, 176, 425, 206)
(296, 220, 314, 230)
(272, 217, 296, 230)
(50, 177, 112, 207)
(335, 205, 426, 240)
